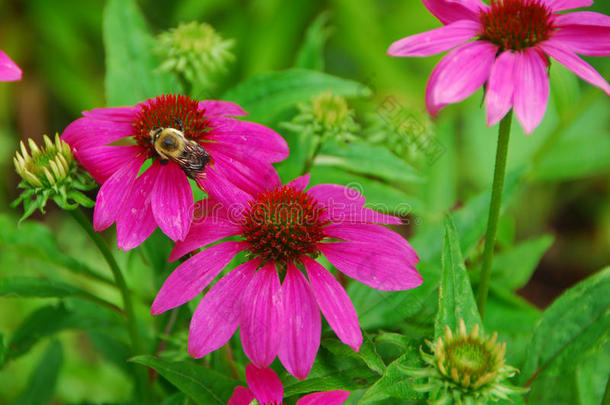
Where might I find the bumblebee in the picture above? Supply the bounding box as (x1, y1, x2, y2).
(149, 123, 211, 181)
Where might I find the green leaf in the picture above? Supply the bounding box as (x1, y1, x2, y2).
(576, 343, 610, 405)
(130, 355, 239, 405)
(294, 11, 331, 70)
(436, 215, 482, 338)
(489, 234, 554, 290)
(103, 0, 180, 106)
(283, 367, 377, 398)
(323, 333, 385, 375)
(520, 267, 610, 387)
(359, 340, 424, 403)
(12, 340, 63, 405)
(222, 68, 370, 123)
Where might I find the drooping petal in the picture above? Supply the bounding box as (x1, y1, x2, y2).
(302, 256, 362, 352)
(206, 116, 289, 163)
(387, 20, 480, 57)
(542, 0, 593, 12)
(93, 154, 146, 231)
(240, 262, 281, 368)
(552, 13, 610, 57)
(198, 100, 247, 117)
(0, 50, 22, 81)
(307, 184, 401, 225)
(540, 41, 610, 95)
(426, 41, 498, 116)
(422, 0, 485, 24)
(82, 106, 139, 122)
(319, 223, 422, 291)
(287, 174, 310, 191)
(150, 161, 193, 241)
(61, 118, 135, 152)
(297, 390, 351, 405)
(555, 11, 610, 27)
(74, 145, 141, 184)
(169, 215, 241, 261)
(513, 48, 550, 134)
(115, 165, 158, 251)
(245, 364, 284, 405)
(199, 164, 253, 210)
(486, 51, 518, 126)
(278, 263, 321, 380)
(151, 241, 247, 315)
(188, 259, 259, 358)
(228, 386, 255, 405)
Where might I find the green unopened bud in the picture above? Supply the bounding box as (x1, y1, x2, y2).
(408, 319, 527, 405)
(282, 90, 360, 144)
(156, 21, 235, 92)
(12, 134, 96, 222)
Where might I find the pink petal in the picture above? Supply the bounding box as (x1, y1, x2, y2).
(245, 364, 284, 404)
(115, 165, 158, 251)
(552, 15, 610, 56)
(319, 223, 422, 291)
(278, 263, 321, 380)
(228, 386, 255, 405)
(206, 117, 289, 163)
(542, 0, 593, 12)
(302, 256, 362, 352)
(61, 118, 134, 152)
(387, 20, 479, 57)
(555, 11, 610, 27)
(150, 161, 193, 241)
(240, 262, 281, 368)
(151, 241, 246, 315)
(188, 259, 259, 358)
(540, 41, 610, 95)
(169, 215, 240, 261)
(82, 106, 139, 122)
(297, 390, 351, 405)
(0, 50, 22, 81)
(74, 145, 141, 184)
(199, 164, 254, 210)
(486, 51, 518, 126)
(206, 147, 282, 197)
(198, 100, 247, 117)
(287, 174, 310, 191)
(93, 154, 146, 231)
(307, 184, 401, 225)
(422, 0, 484, 24)
(426, 41, 498, 116)
(513, 48, 550, 134)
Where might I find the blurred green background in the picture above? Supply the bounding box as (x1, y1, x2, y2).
(0, 0, 608, 403)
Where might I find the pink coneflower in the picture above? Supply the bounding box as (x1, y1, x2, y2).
(151, 174, 421, 379)
(387, 0, 610, 133)
(228, 364, 350, 405)
(61, 94, 288, 250)
(0, 50, 22, 81)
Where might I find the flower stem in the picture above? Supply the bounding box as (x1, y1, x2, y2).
(476, 110, 512, 318)
(301, 135, 323, 175)
(68, 208, 151, 402)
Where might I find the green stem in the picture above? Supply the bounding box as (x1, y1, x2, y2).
(603, 375, 610, 405)
(476, 111, 513, 318)
(68, 208, 151, 402)
(301, 135, 323, 175)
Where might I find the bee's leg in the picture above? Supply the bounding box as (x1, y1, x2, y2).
(159, 158, 169, 165)
(174, 118, 184, 132)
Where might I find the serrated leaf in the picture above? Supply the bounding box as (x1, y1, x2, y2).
(521, 267, 610, 387)
(222, 68, 370, 124)
(295, 11, 331, 70)
(323, 333, 385, 375)
(103, 0, 180, 106)
(435, 215, 482, 338)
(12, 340, 63, 405)
(359, 341, 424, 404)
(130, 355, 239, 405)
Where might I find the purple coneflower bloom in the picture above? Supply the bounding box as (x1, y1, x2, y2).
(151, 174, 422, 379)
(0, 50, 21, 81)
(228, 364, 350, 405)
(61, 94, 287, 250)
(388, 0, 610, 133)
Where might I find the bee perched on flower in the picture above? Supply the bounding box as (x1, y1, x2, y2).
(61, 94, 288, 250)
(387, 0, 610, 133)
(151, 173, 422, 380)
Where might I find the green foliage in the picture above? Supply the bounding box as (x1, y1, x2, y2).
(295, 11, 332, 71)
(12, 340, 63, 405)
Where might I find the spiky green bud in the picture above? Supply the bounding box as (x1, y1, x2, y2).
(12, 134, 96, 222)
(407, 319, 527, 405)
(156, 21, 235, 92)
